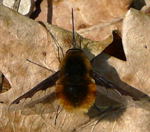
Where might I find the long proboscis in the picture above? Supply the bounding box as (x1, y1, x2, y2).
(72, 8, 77, 48)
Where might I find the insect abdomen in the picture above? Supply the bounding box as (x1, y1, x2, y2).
(56, 77, 96, 112)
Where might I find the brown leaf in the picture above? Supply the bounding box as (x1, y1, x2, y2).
(0, 4, 128, 132)
(0, 1, 150, 131)
(34, 0, 133, 41)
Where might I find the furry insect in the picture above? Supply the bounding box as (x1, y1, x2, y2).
(11, 9, 136, 113)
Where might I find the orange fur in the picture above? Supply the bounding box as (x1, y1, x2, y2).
(56, 77, 96, 113)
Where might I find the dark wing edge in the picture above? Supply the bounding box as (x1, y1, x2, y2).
(93, 71, 142, 101)
(11, 71, 60, 104)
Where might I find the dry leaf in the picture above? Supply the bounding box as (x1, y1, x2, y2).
(0, 5, 130, 132)
(0, 1, 150, 131)
(91, 8, 150, 131)
(34, 0, 133, 41)
(2, 0, 34, 16)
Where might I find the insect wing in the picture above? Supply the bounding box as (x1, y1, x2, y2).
(9, 91, 57, 115)
(9, 71, 59, 114)
(93, 71, 139, 100)
(11, 71, 60, 104)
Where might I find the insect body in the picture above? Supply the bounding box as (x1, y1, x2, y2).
(56, 48, 96, 112)
(11, 9, 138, 113)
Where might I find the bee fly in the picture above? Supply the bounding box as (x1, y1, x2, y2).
(11, 9, 135, 113)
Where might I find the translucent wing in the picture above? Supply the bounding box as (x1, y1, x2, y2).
(93, 71, 131, 94)
(93, 71, 150, 101)
(11, 71, 60, 104)
(9, 71, 60, 115)
(9, 92, 57, 115)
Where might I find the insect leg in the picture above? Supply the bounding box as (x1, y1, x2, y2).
(54, 105, 62, 126)
(38, 21, 65, 62)
(26, 59, 55, 73)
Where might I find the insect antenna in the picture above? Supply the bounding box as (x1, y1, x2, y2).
(71, 8, 77, 48)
